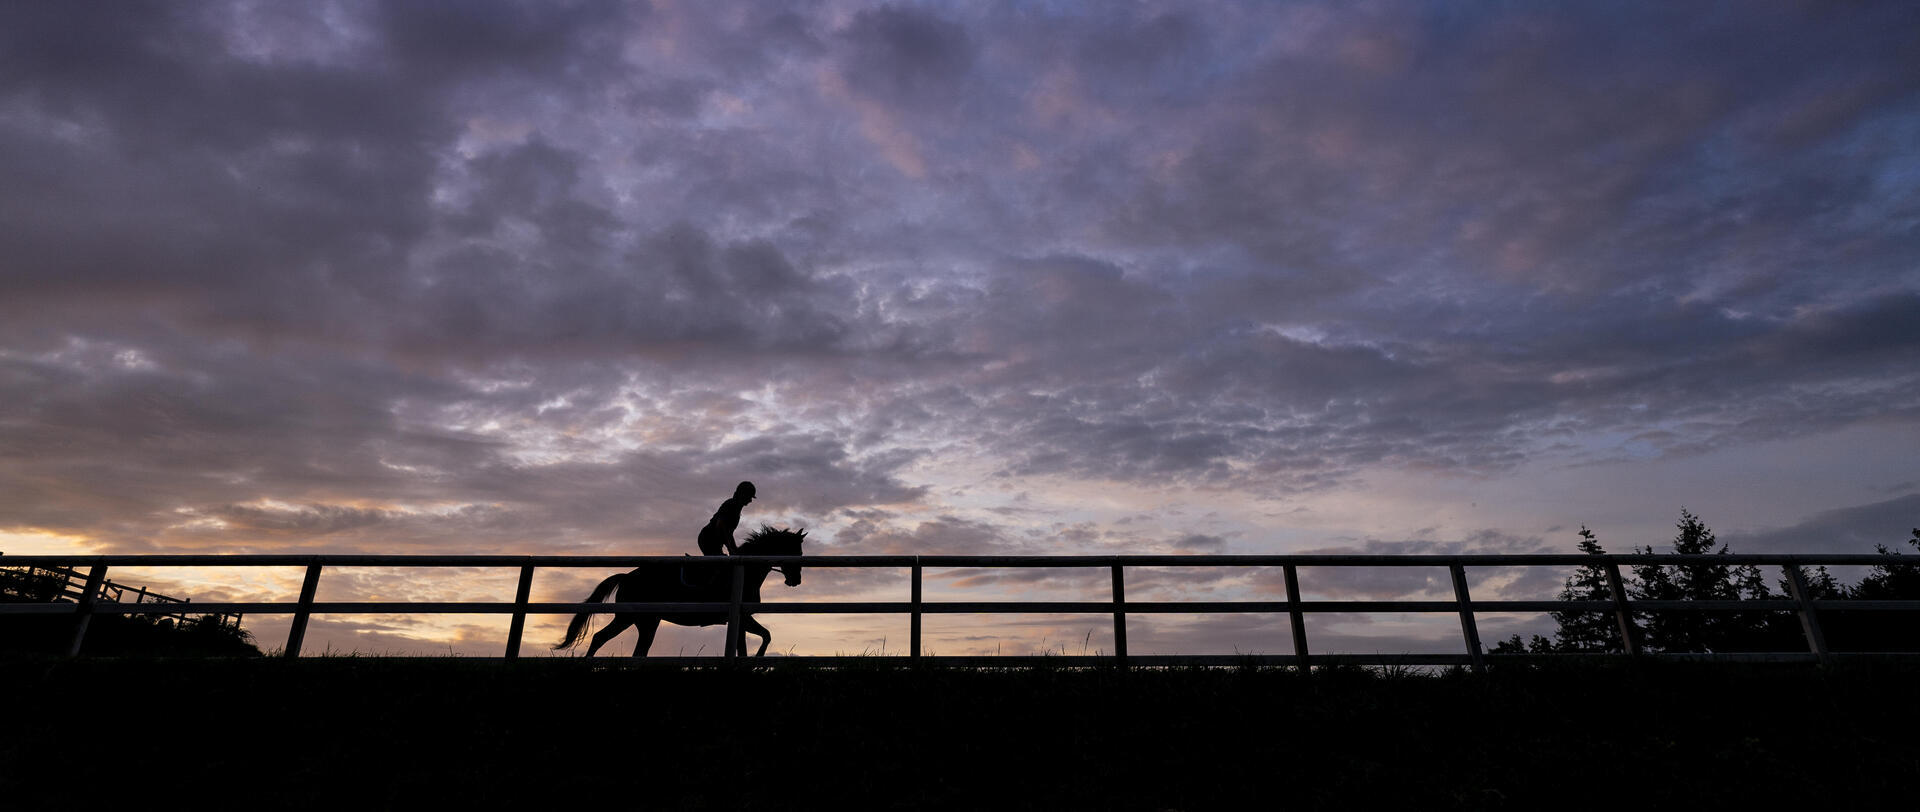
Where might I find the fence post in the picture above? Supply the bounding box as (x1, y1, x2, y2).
(1284, 565, 1310, 672)
(1603, 563, 1642, 657)
(1448, 565, 1485, 673)
(1782, 564, 1832, 666)
(284, 564, 323, 658)
(1111, 564, 1128, 667)
(504, 565, 535, 659)
(66, 565, 108, 657)
(725, 562, 745, 661)
(910, 558, 922, 662)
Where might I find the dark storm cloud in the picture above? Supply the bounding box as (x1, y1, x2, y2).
(1722, 494, 1920, 556)
(3, 0, 1918, 573)
(378, 0, 632, 82)
(1170, 534, 1227, 553)
(838, 5, 976, 110)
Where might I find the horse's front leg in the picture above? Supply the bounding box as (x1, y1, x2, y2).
(629, 615, 660, 658)
(741, 615, 772, 657)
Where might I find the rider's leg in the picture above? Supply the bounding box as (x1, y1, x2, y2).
(697, 527, 726, 557)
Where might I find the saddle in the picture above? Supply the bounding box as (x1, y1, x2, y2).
(678, 554, 720, 589)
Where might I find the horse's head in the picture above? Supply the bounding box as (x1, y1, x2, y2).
(741, 525, 807, 587)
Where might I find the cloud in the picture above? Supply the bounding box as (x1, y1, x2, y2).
(836, 6, 976, 112)
(208, 503, 399, 535)
(1170, 534, 1227, 553)
(2, 2, 1918, 654)
(1722, 494, 1920, 556)
(1288, 530, 1562, 601)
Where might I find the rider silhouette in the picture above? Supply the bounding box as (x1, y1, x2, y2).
(698, 481, 756, 556)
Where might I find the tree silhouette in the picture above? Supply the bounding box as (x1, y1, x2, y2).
(1854, 528, 1920, 597)
(1488, 633, 1555, 655)
(1630, 509, 1743, 652)
(1550, 526, 1623, 652)
(1540, 516, 1920, 654)
(1836, 527, 1920, 651)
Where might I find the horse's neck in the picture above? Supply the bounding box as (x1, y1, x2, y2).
(740, 556, 781, 597)
(704, 558, 772, 594)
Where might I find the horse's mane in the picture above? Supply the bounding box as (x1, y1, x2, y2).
(738, 525, 807, 554)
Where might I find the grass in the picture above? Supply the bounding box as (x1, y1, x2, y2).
(4, 656, 1916, 809)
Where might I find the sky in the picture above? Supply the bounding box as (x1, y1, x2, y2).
(3, 0, 1917, 657)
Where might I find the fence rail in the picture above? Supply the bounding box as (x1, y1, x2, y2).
(3, 553, 1916, 667)
(0, 564, 242, 629)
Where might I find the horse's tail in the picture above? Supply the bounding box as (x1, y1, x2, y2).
(552, 573, 625, 650)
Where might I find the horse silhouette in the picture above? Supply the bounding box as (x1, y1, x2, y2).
(553, 526, 807, 657)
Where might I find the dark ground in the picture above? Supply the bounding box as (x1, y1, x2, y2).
(4, 657, 1916, 810)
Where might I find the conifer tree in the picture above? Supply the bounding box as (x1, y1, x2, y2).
(1854, 528, 1920, 598)
(1630, 509, 1735, 652)
(1550, 526, 1622, 651)
(1722, 562, 1777, 651)
(1844, 527, 1920, 651)
(1488, 634, 1556, 654)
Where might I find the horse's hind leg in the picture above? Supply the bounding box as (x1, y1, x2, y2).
(741, 615, 772, 657)
(584, 615, 634, 657)
(628, 616, 661, 658)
